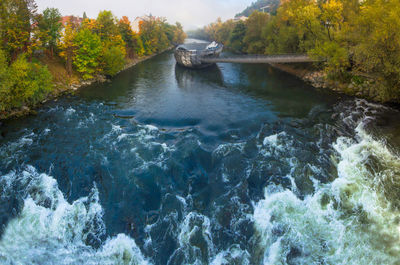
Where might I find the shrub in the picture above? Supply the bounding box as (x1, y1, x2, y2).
(0, 52, 53, 112)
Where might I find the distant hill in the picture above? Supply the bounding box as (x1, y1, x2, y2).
(235, 0, 280, 17)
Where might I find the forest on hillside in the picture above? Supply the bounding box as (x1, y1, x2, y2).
(235, 0, 280, 17)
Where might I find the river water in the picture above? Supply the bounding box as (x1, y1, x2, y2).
(1, 45, 400, 264)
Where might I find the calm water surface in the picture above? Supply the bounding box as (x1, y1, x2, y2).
(1, 46, 400, 264)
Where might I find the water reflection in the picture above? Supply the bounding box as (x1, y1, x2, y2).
(174, 64, 224, 88)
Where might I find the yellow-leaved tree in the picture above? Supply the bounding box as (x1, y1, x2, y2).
(58, 22, 77, 76)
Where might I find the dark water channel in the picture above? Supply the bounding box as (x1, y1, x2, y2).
(1, 45, 400, 265)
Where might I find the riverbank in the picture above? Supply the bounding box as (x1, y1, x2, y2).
(1, 48, 399, 264)
(270, 63, 393, 103)
(0, 46, 174, 121)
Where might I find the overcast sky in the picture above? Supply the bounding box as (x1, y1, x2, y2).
(35, 0, 252, 30)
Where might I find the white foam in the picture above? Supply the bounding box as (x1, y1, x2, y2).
(65, 107, 76, 116)
(213, 142, 246, 157)
(168, 212, 214, 264)
(253, 120, 400, 264)
(0, 167, 151, 265)
(263, 134, 278, 146)
(145, 125, 158, 131)
(260, 132, 288, 157)
(210, 246, 250, 265)
(112, 124, 123, 132)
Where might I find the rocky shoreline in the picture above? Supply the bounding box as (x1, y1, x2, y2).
(0, 47, 174, 121)
(270, 63, 391, 103)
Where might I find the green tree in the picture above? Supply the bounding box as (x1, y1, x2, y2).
(37, 7, 62, 57)
(263, 15, 300, 54)
(0, 52, 53, 111)
(100, 34, 126, 76)
(96, 10, 118, 40)
(0, 49, 12, 111)
(229, 21, 246, 53)
(102, 46, 125, 76)
(132, 33, 145, 56)
(243, 11, 270, 53)
(310, 40, 349, 79)
(73, 28, 102, 80)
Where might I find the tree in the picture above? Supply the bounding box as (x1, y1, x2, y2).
(310, 40, 349, 79)
(0, 51, 53, 111)
(118, 16, 137, 58)
(320, 0, 344, 41)
(279, 0, 324, 52)
(229, 21, 246, 53)
(37, 8, 62, 57)
(132, 32, 145, 56)
(351, 0, 400, 98)
(0, 49, 12, 111)
(100, 34, 126, 76)
(140, 18, 170, 55)
(204, 18, 223, 41)
(215, 19, 235, 44)
(102, 46, 125, 76)
(59, 21, 77, 75)
(0, 0, 38, 61)
(82, 17, 98, 32)
(73, 28, 102, 80)
(172, 22, 186, 44)
(96, 10, 118, 40)
(263, 15, 300, 54)
(243, 11, 270, 53)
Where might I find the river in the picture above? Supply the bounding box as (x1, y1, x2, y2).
(1, 43, 400, 264)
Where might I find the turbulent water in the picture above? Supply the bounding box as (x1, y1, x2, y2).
(1, 46, 400, 265)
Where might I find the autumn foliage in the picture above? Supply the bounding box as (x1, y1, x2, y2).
(196, 0, 400, 101)
(0, 0, 186, 113)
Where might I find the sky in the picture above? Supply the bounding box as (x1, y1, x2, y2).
(35, 0, 252, 30)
